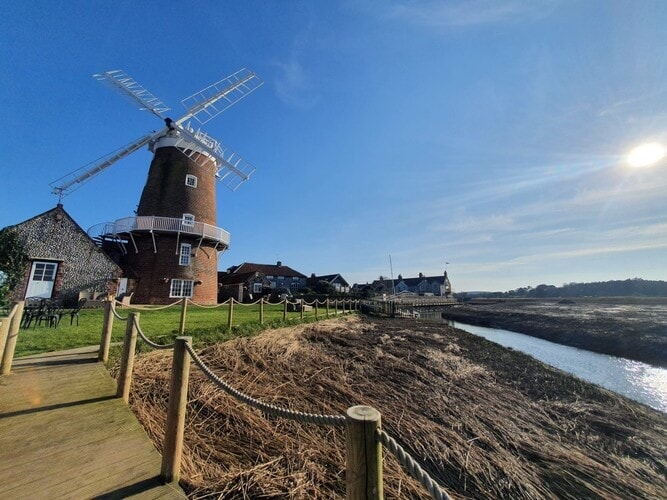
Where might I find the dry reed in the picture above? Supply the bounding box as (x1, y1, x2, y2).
(127, 316, 667, 499)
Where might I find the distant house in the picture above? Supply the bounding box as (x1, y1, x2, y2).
(217, 270, 271, 303)
(223, 261, 308, 295)
(4, 204, 122, 305)
(306, 273, 350, 294)
(370, 270, 452, 297)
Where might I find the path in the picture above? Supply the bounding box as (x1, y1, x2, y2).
(0, 345, 186, 499)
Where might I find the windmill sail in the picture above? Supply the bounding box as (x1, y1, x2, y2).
(50, 132, 161, 197)
(179, 68, 263, 126)
(94, 70, 171, 118)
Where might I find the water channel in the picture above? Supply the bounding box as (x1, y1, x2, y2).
(416, 311, 667, 412)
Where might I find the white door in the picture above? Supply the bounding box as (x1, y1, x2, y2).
(117, 278, 128, 296)
(25, 261, 58, 298)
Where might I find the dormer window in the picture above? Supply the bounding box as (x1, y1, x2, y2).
(185, 174, 197, 188)
(182, 213, 195, 226)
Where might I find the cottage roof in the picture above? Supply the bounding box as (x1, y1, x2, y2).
(306, 273, 350, 287)
(230, 262, 306, 279)
(218, 270, 267, 285)
(8, 204, 121, 272)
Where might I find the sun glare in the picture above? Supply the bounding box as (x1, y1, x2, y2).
(627, 142, 666, 168)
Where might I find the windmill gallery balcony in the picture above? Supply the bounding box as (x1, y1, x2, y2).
(91, 215, 230, 251)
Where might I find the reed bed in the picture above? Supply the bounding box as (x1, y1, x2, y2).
(127, 316, 667, 499)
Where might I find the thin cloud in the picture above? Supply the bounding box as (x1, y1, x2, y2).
(273, 57, 319, 109)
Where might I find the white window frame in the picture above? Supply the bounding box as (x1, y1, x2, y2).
(185, 174, 198, 188)
(179, 243, 191, 266)
(252, 282, 263, 294)
(182, 213, 195, 227)
(170, 279, 194, 298)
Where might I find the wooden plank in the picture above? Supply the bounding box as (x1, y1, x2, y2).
(0, 347, 185, 499)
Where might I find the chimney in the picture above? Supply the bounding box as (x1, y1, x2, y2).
(277, 261, 282, 266)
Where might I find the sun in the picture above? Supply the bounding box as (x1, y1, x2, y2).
(627, 142, 666, 168)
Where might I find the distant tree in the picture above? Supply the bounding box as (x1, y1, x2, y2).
(0, 228, 27, 306)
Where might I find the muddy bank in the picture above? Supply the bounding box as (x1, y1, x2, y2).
(128, 316, 666, 499)
(439, 298, 667, 367)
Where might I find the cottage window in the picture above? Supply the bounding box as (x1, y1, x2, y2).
(170, 279, 194, 298)
(179, 243, 191, 266)
(185, 175, 198, 188)
(253, 282, 263, 294)
(290, 282, 299, 290)
(182, 213, 195, 226)
(31, 262, 57, 282)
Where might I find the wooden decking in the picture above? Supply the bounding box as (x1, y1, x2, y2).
(0, 346, 186, 499)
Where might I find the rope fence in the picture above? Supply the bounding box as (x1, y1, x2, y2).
(91, 296, 448, 498)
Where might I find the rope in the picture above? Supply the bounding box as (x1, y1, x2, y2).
(133, 315, 175, 350)
(377, 429, 450, 500)
(188, 299, 227, 309)
(111, 304, 128, 321)
(126, 300, 182, 311)
(184, 342, 346, 427)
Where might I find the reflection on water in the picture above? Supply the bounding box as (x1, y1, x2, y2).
(431, 315, 667, 412)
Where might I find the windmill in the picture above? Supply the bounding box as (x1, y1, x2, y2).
(50, 69, 263, 304)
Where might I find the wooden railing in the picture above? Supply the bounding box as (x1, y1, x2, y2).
(1, 298, 449, 499)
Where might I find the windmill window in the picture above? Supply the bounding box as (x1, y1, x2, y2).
(185, 175, 198, 188)
(179, 243, 191, 266)
(170, 279, 194, 298)
(182, 213, 195, 227)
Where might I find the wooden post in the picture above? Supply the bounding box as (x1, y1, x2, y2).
(227, 298, 234, 330)
(98, 300, 114, 364)
(315, 300, 318, 319)
(1, 301, 24, 376)
(117, 312, 139, 403)
(259, 297, 264, 324)
(346, 405, 383, 499)
(342, 300, 346, 314)
(178, 297, 188, 336)
(283, 298, 288, 321)
(300, 300, 304, 320)
(326, 298, 330, 317)
(161, 336, 192, 484)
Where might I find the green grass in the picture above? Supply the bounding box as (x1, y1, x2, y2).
(13, 301, 353, 358)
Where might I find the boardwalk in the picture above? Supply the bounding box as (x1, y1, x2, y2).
(0, 346, 186, 499)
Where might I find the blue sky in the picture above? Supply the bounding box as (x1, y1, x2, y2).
(1, 0, 666, 292)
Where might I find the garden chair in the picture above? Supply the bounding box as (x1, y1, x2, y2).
(69, 298, 87, 326)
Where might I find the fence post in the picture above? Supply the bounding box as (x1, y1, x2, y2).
(342, 300, 346, 314)
(346, 405, 383, 499)
(259, 297, 264, 324)
(179, 297, 188, 336)
(161, 336, 192, 484)
(117, 312, 139, 403)
(326, 298, 330, 317)
(99, 300, 114, 364)
(315, 300, 318, 319)
(0, 303, 18, 362)
(283, 298, 288, 321)
(227, 298, 234, 330)
(300, 300, 304, 320)
(1, 301, 24, 376)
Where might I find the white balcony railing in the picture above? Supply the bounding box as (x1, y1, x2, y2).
(99, 215, 230, 246)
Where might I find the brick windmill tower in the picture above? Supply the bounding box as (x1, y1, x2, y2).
(51, 69, 263, 304)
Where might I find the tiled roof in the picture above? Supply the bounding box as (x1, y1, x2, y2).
(230, 262, 307, 278)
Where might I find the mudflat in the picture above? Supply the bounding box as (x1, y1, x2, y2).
(127, 316, 667, 499)
(440, 297, 667, 367)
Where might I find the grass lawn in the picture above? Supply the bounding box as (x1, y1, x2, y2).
(12, 300, 352, 358)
